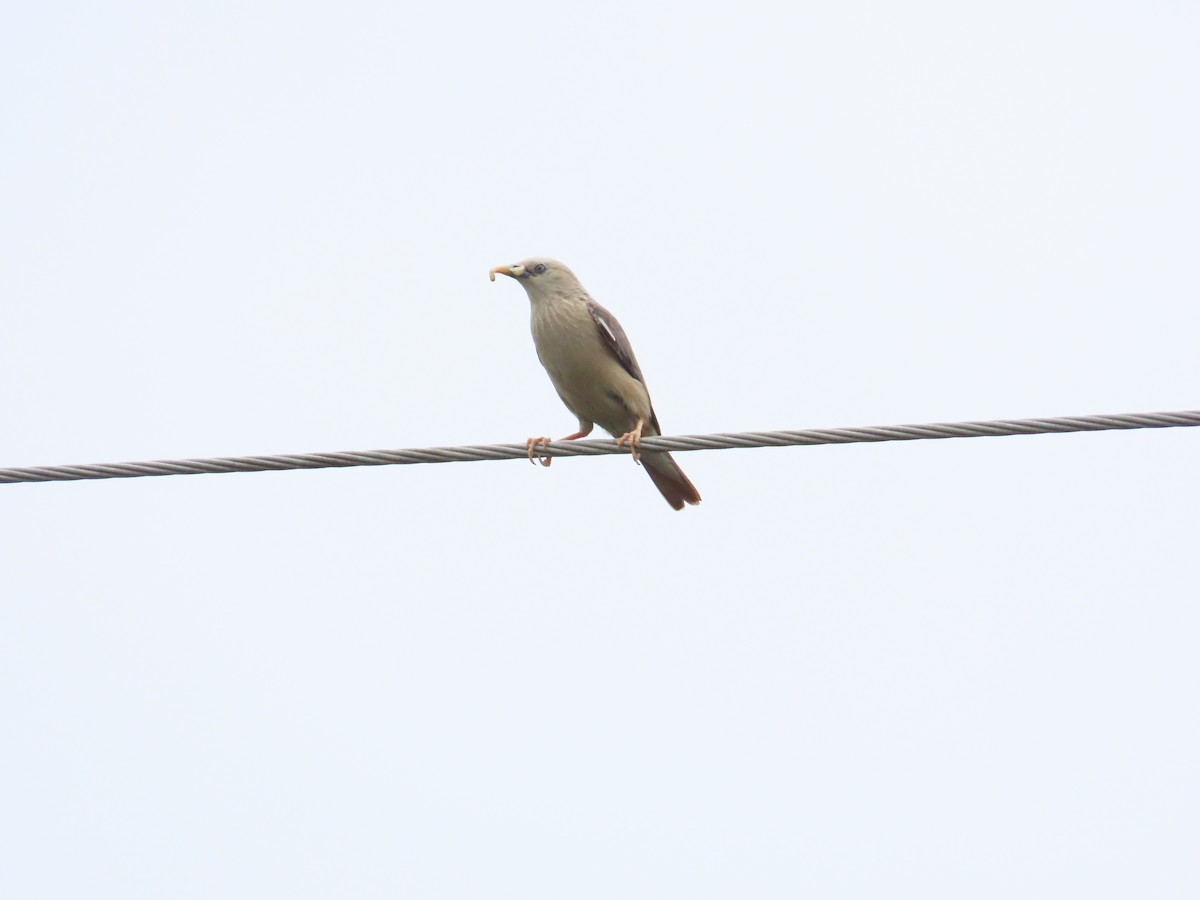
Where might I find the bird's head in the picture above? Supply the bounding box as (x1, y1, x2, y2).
(489, 257, 584, 300)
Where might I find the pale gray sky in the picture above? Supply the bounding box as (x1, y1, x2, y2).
(3, 2, 1198, 897)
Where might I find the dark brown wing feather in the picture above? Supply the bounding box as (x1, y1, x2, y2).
(585, 299, 644, 381)
(585, 299, 661, 434)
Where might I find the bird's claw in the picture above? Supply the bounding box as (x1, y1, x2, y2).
(526, 436, 553, 467)
(616, 426, 643, 465)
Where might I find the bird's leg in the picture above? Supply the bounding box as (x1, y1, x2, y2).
(527, 424, 593, 468)
(616, 418, 646, 465)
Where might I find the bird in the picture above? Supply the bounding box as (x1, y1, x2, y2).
(490, 257, 701, 510)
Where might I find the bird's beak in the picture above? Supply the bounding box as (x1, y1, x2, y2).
(489, 263, 525, 282)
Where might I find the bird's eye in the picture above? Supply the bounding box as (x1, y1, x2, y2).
(533, 263, 547, 275)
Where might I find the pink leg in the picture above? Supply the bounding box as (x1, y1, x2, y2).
(616, 418, 646, 465)
(526, 426, 592, 468)
(526, 436, 553, 466)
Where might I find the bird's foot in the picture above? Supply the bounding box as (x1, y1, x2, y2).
(616, 420, 645, 465)
(526, 436, 554, 467)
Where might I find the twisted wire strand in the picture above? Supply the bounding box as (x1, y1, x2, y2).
(2, 410, 1197, 485)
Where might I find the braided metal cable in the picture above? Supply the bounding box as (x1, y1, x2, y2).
(2, 410, 1197, 485)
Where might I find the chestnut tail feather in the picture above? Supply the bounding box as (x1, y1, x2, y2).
(641, 452, 702, 511)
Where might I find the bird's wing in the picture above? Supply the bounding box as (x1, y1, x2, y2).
(586, 298, 662, 434)
(586, 299, 646, 384)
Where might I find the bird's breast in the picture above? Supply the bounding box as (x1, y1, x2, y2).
(529, 297, 651, 432)
(531, 299, 597, 372)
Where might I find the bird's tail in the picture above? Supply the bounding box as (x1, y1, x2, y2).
(642, 451, 701, 511)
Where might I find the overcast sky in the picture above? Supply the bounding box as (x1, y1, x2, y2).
(3, 2, 1198, 897)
